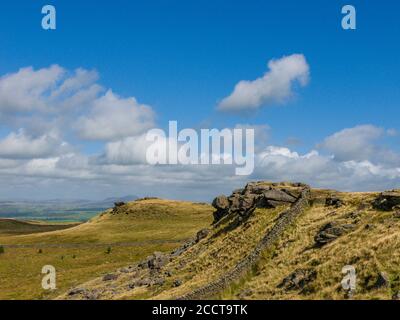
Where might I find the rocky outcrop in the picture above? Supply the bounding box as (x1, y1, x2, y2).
(212, 182, 305, 224)
(147, 252, 170, 271)
(178, 184, 311, 300)
(325, 196, 344, 208)
(278, 268, 317, 291)
(314, 222, 356, 247)
(373, 191, 400, 211)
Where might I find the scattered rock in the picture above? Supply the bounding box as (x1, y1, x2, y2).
(147, 252, 170, 270)
(170, 239, 196, 257)
(135, 278, 152, 287)
(173, 279, 182, 287)
(196, 229, 210, 242)
(84, 290, 99, 300)
(152, 277, 165, 286)
(68, 287, 87, 296)
(325, 196, 344, 208)
(314, 222, 356, 246)
(373, 191, 400, 211)
(103, 273, 119, 281)
(164, 270, 172, 277)
(371, 272, 389, 290)
(278, 268, 317, 291)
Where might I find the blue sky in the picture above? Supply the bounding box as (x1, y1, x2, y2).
(0, 0, 399, 200)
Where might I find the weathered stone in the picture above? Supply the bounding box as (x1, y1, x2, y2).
(212, 195, 229, 210)
(262, 189, 297, 203)
(135, 278, 151, 287)
(278, 268, 317, 291)
(372, 272, 389, 289)
(196, 229, 210, 243)
(314, 222, 355, 246)
(245, 184, 271, 194)
(68, 287, 87, 296)
(152, 277, 165, 286)
(325, 197, 344, 208)
(173, 279, 182, 287)
(148, 252, 170, 270)
(103, 273, 118, 281)
(232, 188, 244, 195)
(373, 191, 400, 211)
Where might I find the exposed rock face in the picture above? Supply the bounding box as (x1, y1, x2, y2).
(211, 182, 304, 223)
(373, 191, 400, 211)
(278, 268, 317, 291)
(314, 222, 356, 246)
(212, 195, 229, 210)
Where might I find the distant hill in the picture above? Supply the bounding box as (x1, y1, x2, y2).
(0, 195, 138, 221)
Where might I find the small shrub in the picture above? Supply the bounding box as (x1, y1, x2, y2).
(0, 245, 4, 254)
(106, 247, 112, 254)
(38, 249, 43, 254)
(72, 254, 76, 259)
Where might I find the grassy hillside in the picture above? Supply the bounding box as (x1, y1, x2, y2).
(57, 183, 400, 300)
(0, 199, 213, 299)
(0, 219, 79, 236)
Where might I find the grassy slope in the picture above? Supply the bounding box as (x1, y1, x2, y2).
(68, 189, 400, 300)
(0, 199, 213, 299)
(0, 219, 79, 236)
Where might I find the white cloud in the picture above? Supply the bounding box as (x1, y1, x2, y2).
(218, 54, 310, 111)
(101, 134, 152, 165)
(0, 65, 64, 113)
(318, 124, 400, 167)
(0, 129, 69, 159)
(76, 90, 155, 141)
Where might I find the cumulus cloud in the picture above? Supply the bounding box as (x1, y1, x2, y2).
(0, 64, 399, 201)
(76, 90, 155, 141)
(0, 65, 156, 143)
(319, 125, 384, 162)
(0, 129, 69, 159)
(0, 65, 64, 112)
(218, 54, 310, 111)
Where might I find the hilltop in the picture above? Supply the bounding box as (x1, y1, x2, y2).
(57, 182, 400, 300)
